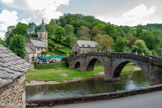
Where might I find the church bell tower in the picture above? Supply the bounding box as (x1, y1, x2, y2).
(38, 19, 48, 48)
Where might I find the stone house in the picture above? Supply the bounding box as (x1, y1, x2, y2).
(72, 40, 98, 55)
(25, 19, 48, 64)
(0, 45, 32, 108)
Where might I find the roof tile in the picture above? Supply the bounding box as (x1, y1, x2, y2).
(0, 45, 33, 88)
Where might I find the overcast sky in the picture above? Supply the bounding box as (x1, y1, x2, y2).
(0, 0, 162, 39)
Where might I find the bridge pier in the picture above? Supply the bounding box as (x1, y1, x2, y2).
(80, 64, 88, 72)
(149, 65, 162, 85)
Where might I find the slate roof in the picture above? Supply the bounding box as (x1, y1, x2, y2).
(30, 39, 47, 48)
(76, 40, 98, 48)
(0, 45, 33, 88)
(39, 19, 46, 32)
(26, 47, 35, 54)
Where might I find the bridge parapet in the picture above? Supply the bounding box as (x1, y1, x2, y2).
(67, 52, 111, 61)
(112, 53, 162, 64)
(67, 52, 162, 64)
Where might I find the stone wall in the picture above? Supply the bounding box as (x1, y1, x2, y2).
(26, 84, 162, 107)
(0, 75, 26, 108)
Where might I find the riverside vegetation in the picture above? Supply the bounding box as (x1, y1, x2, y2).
(26, 62, 135, 82)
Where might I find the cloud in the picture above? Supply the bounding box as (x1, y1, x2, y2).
(0, 10, 18, 39)
(122, 4, 156, 18)
(26, 0, 70, 22)
(0, 0, 70, 39)
(96, 4, 158, 26)
(1, 0, 14, 4)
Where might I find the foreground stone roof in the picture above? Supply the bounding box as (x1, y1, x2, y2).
(0, 45, 33, 88)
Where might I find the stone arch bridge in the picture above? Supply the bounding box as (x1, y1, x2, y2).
(67, 52, 162, 85)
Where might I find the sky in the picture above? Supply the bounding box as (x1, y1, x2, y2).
(0, 0, 162, 39)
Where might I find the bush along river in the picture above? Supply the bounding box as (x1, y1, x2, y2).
(26, 71, 149, 100)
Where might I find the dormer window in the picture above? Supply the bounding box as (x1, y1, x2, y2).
(82, 45, 85, 48)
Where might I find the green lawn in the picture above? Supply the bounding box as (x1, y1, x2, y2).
(26, 62, 135, 82)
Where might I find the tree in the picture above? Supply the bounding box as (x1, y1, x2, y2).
(136, 24, 143, 37)
(114, 37, 129, 52)
(5, 26, 15, 46)
(9, 34, 26, 58)
(156, 48, 162, 57)
(12, 22, 28, 36)
(64, 35, 76, 48)
(90, 26, 104, 39)
(77, 25, 90, 37)
(46, 19, 57, 37)
(139, 32, 160, 50)
(28, 22, 37, 37)
(131, 40, 151, 55)
(0, 38, 6, 46)
(104, 24, 119, 41)
(55, 27, 65, 42)
(94, 34, 114, 51)
(126, 36, 138, 48)
(80, 36, 91, 40)
(64, 24, 74, 35)
(152, 30, 162, 49)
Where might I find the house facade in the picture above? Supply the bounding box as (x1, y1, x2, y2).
(25, 19, 48, 63)
(72, 40, 98, 55)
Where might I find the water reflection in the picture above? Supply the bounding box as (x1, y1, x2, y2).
(26, 71, 149, 100)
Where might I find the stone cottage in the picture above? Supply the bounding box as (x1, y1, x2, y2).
(25, 19, 48, 64)
(0, 45, 32, 108)
(72, 40, 98, 55)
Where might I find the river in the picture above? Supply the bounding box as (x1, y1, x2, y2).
(26, 71, 149, 100)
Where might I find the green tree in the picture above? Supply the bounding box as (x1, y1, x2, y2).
(46, 19, 57, 37)
(139, 32, 160, 50)
(156, 48, 162, 57)
(131, 40, 151, 55)
(90, 26, 104, 39)
(94, 34, 114, 51)
(12, 22, 28, 36)
(64, 24, 74, 35)
(126, 35, 138, 48)
(55, 27, 65, 42)
(9, 34, 26, 58)
(136, 24, 143, 37)
(77, 25, 90, 37)
(114, 37, 129, 52)
(28, 22, 37, 37)
(104, 24, 119, 41)
(64, 35, 76, 48)
(0, 38, 6, 46)
(80, 36, 91, 40)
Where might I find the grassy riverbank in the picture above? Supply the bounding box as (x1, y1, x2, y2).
(26, 62, 135, 82)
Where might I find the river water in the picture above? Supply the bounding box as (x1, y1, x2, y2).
(26, 71, 149, 100)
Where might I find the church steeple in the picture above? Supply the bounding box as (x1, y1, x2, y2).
(38, 19, 48, 48)
(39, 19, 46, 32)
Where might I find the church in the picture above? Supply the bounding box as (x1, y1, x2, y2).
(25, 19, 48, 64)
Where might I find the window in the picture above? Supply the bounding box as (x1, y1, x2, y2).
(82, 45, 85, 48)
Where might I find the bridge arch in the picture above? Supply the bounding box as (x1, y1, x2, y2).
(87, 57, 104, 72)
(112, 60, 150, 81)
(75, 62, 80, 68)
